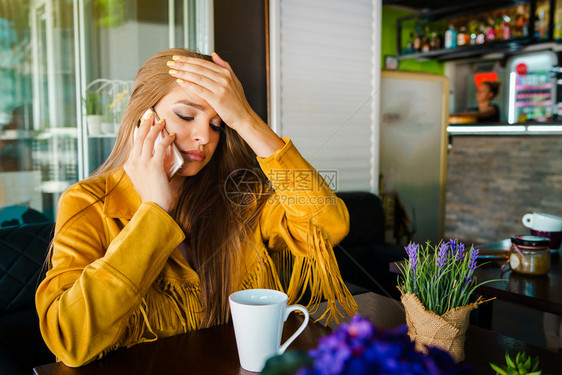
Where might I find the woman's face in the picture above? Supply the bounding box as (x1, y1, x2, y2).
(476, 84, 493, 103)
(153, 83, 222, 177)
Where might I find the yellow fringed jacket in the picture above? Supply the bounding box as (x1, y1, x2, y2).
(36, 138, 357, 367)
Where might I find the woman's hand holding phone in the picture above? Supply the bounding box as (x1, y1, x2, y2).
(134, 109, 184, 180)
(125, 111, 178, 213)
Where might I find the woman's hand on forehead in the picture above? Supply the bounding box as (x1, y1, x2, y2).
(166, 53, 254, 132)
(167, 52, 285, 158)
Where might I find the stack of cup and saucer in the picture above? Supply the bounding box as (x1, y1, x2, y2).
(522, 212, 562, 252)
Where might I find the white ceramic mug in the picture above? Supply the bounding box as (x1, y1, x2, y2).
(229, 289, 309, 372)
(522, 212, 562, 232)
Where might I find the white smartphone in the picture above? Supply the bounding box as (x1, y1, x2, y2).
(134, 107, 184, 180)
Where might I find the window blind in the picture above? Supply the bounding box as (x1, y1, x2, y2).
(270, 0, 381, 192)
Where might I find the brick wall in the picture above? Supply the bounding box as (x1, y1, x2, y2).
(445, 135, 562, 245)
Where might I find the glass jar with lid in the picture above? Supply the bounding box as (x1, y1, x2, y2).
(509, 235, 551, 276)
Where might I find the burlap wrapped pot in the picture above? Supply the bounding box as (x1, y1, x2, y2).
(401, 292, 481, 362)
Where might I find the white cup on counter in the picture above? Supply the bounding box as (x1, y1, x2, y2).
(229, 289, 309, 372)
(522, 212, 562, 232)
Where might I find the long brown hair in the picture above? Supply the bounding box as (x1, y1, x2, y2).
(87, 48, 271, 327)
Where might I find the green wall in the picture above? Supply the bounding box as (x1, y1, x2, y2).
(382, 7, 444, 75)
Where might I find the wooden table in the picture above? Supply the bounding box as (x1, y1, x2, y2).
(33, 315, 327, 375)
(34, 293, 562, 375)
(476, 253, 562, 316)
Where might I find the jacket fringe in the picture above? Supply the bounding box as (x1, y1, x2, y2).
(272, 217, 358, 325)
(98, 278, 203, 360)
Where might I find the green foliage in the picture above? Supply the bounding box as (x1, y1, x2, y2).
(84, 92, 102, 115)
(262, 351, 313, 375)
(95, 0, 127, 28)
(489, 351, 542, 375)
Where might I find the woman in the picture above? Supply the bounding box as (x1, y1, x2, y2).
(461, 81, 501, 122)
(36, 48, 356, 367)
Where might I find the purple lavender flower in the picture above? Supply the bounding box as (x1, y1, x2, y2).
(436, 242, 448, 269)
(455, 242, 466, 262)
(298, 315, 474, 375)
(345, 315, 374, 346)
(445, 239, 467, 263)
(446, 239, 457, 252)
(465, 248, 479, 284)
(405, 243, 419, 271)
(309, 332, 351, 374)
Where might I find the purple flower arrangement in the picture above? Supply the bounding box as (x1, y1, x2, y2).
(289, 315, 473, 375)
(397, 239, 490, 315)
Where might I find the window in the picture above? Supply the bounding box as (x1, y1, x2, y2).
(269, 0, 382, 192)
(0, 0, 212, 221)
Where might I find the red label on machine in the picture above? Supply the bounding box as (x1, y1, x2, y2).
(516, 63, 528, 75)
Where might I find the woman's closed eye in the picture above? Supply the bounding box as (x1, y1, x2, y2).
(176, 113, 194, 122)
(210, 123, 223, 132)
(176, 113, 222, 132)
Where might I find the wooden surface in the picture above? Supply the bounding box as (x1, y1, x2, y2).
(35, 293, 562, 375)
(476, 254, 562, 315)
(34, 315, 327, 375)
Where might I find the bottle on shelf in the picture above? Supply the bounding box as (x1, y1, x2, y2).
(458, 26, 468, 46)
(476, 23, 486, 44)
(536, 9, 546, 39)
(414, 23, 422, 52)
(486, 16, 496, 41)
(514, 6, 524, 37)
(501, 12, 511, 40)
(555, 8, 562, 40)
(435, 31, 443, 50)
(494, 12, 503, 40)
(406, 32, 415, 54)
(468, 19, 479, 45)
(429, 30, 437, 50)
(421, 25, 430, 52)
(444, 24, 457, 49)
(522, 13, 529, 37)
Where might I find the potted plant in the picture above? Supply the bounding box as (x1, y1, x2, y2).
(84, 91, 103, 135)
(489, 351, 542, 375)
(102, 88, 129, 134)
(397, 240, 503, 362)
(100, 93, 115, 135)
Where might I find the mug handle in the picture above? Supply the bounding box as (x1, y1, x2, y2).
(522, 213, 533, 228)
(278, 304, 309, 355)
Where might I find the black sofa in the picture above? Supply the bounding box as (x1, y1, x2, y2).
(334, 192, 407, 300)
(0, 223, 55, 374)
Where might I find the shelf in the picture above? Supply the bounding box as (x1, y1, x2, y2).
(88, 133, 117, 138)
(396, 0, 558, 62)
(515, 100, 553, 107)
(448, 123, 562, 135)
(1, 128, 81, 140)
(399, 38, 532, 61)
(516, 83, 554, 90)
(0, 130, 34, 140)
(516, 93, 550, 99)
(36, 128, 78, 140)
